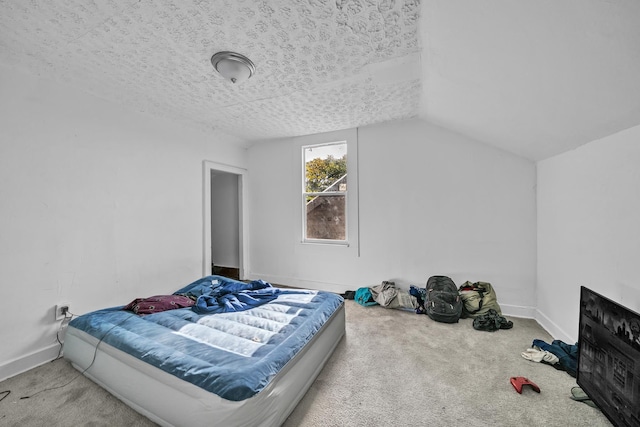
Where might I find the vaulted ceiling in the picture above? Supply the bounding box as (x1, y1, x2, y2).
(421, 1, 640, 160)
(1, 0, 639, 161)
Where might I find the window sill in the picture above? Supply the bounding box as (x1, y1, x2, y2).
(301, 239, 349, 247)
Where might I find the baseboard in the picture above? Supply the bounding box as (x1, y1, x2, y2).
(249, 275, 551, 324)
(534, 309, 575, 344)
(247, 274, 579, 343)
(246, 273, 348, 294)
(501, 303, 536, 319)
(0, 344, 60, 382)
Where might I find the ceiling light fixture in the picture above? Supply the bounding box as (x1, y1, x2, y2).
(210, 51, 255, 84)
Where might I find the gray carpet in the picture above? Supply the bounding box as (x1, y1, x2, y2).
(0, 300, 611, 426)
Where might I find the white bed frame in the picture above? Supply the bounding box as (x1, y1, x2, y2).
(63, 302, 345, 427)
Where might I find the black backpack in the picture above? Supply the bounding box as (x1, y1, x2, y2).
(425, 276, 463, 323)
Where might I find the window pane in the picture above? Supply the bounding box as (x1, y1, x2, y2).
(304, 143, 347, 193)
(306, 195, 345, 240)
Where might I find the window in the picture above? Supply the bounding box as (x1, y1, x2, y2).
(302, 141, 347, 243)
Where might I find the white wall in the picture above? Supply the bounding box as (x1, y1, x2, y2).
(0, 64, 247, 380)
(537, 124, 640, 343)
(247, 119, 537, 315)
(11, 56, 630, 382)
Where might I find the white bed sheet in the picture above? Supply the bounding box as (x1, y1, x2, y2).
(63, 302, 345, 427)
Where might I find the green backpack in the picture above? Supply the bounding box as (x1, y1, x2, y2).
(458, 281, 502, 318)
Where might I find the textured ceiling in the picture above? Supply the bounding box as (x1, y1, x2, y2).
(2, 0, 640, 160)
(0, 0, 422, 144)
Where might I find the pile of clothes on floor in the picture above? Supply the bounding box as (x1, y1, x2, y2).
(521, 340, 598, 407)
(342, 279, 513, 331)
(342, 280, 422, 311)
(521, 339, 578, 377)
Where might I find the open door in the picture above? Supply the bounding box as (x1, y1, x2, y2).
(202, 161, 248, 279)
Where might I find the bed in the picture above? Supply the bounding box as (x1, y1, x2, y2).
(63, 275, 345, 427)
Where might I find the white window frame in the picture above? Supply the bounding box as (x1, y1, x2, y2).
(302, 141, 348, 245)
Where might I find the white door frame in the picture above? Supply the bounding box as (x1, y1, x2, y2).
(203, 160, 248, 279)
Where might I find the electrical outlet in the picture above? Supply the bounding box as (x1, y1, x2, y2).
(55, 303, 70, 321)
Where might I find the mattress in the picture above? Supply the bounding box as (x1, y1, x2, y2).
(63, 276, 345, 426)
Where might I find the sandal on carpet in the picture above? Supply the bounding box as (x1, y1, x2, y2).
(570, 387, 598, 408)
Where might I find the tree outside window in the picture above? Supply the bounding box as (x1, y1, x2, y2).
(303, 142, 347, 242)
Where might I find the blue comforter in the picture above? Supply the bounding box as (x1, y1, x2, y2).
(68, 275, 344, 401)
(174, 276, 280, 314)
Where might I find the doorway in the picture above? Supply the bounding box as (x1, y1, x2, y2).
(202, 161, 248, 279)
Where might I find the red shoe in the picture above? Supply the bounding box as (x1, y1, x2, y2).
(510, 376, 540, 394)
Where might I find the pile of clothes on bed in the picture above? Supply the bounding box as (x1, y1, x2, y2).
(123, 276, 280, 315)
